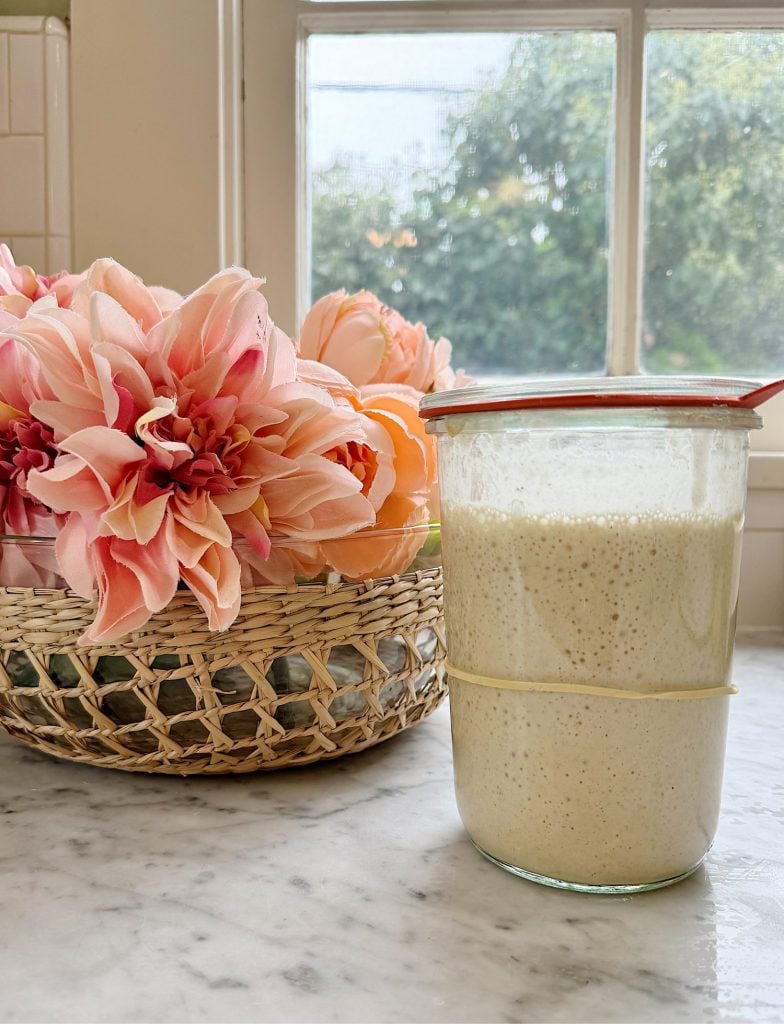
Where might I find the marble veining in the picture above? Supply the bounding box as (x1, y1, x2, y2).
(1, 637, 783, 1023)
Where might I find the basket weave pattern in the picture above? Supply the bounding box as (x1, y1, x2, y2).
(0, 568, 446, 774)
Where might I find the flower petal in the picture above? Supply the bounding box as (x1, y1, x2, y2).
(102, 473, 170, 544)
(109, 531, 179, 613)
(225, 506, 272, 559)
(80, 538, 156, 644)
(71, 258, 164, 333)
(89, 291, 147, 359)
(320, 308, 387, 386)
(54, 514, 96, 598)
(60, 426, 148, 498)
(295, 359, 360, 403)
(148, 285, 183, 314)
(28, 399, 105, 438)
(0, 337, 48, 412)
(298, 290, 345, 360)
(165, 493, 232, 569)
(180, 543, 242, 632)
(265, 453, 375, 540)
(27, 456, 116, 513)
(322, 506, 428, 580)
(8, 309, 101, 413)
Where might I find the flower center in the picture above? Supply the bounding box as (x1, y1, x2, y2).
(0, 417, 58, 501)
(327, 440, 378, 497)
(138, 412, 252, 500)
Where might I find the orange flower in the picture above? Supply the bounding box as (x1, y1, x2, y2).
(298, 360, 436, 578)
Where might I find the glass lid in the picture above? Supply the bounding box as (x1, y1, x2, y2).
(419, 375, 783, 419)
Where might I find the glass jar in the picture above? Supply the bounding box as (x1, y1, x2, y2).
(421, 378, 762, 893)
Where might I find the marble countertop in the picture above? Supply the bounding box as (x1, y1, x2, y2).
(1, 637, 783, 1024)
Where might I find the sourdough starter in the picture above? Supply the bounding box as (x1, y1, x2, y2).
(443, 505, 741, 887)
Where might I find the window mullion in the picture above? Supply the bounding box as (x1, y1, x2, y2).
(607, 1, 646, 376)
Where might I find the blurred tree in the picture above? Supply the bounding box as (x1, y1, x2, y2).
(311, 162, 402, 298)
(644, 32, 784, 374)
(311, 32, 784, 377)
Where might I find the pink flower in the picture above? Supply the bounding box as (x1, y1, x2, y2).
(66, 257, 180, 331)
(0, 337, 64, 587)
(0, 337, 60, 537)
(299, 290, 386, 386)
(11, 261, 375, 642)
(0, 244, 74, 319)
(0, 245, 182, 326)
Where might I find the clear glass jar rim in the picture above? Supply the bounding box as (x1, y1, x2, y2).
(420, 375, 765, 419)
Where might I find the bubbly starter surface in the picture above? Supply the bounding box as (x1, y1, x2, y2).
(443, 506, 741, 886)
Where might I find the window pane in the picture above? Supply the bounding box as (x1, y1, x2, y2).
(307, 33, 615, 377)
(643, 32, 784, 375)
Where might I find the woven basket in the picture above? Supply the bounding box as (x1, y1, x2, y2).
(0, 563, 447, 774)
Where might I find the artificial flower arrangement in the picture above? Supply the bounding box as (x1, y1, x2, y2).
(0, 244, 469, 646)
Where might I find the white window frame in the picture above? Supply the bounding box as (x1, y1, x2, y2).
(243, 0, 784, 473)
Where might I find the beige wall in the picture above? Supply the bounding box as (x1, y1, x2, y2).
(243, 0, 299, 335)
(738, 486, 784, 631)
(70, 0, 290, 322)
(70, 0, 226, 294)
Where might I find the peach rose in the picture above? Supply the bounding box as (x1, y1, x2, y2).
(298, 360, 437, 578)
(300, 289, 471, 393)
(320, 379, 436, 579)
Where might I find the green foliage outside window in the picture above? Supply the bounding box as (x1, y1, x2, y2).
(311, 33, 784, 377)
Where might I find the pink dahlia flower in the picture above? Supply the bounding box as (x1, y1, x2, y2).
(0, 243, 79, 318)
(0, 337, 61, 538)
(9, 261, 375, 642)
(0, 245, 181, 324)
(0, 337, 64, 586)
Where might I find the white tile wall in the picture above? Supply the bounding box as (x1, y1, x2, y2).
(0, 16, 71, 275)
(0, 135, 45, 233)
(9, 32, 44, 134)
